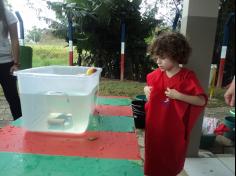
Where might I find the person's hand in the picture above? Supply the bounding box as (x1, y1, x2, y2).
(224, 79, 235, 107)
(144, 86, 152, 100)
(10, 64, 19, 74)
(165, 88, 181, 100)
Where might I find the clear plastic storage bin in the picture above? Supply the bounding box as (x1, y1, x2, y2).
(14, 66, 102, 134)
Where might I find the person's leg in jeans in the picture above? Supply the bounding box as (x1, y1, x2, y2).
(0, 62, 22, 120)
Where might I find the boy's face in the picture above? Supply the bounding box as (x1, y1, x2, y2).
(154, 55, 178, 71)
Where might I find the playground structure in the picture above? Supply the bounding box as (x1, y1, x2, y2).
(0, 96, 144, 176)
(0, 1, 233, 175)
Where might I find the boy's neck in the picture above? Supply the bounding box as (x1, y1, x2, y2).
(165, 66, 181, 78)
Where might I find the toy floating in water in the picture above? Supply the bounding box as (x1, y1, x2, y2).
(47, 113, 73, 130)
(86, 67, 97, 75)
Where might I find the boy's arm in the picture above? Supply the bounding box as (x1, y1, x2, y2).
(177, 93, 206, 106)
(165, 88, 206, 106)
(144, 86, 152, 101)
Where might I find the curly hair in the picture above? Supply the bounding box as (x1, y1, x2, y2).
(148, 32, 192, 65)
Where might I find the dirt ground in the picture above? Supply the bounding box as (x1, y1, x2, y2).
(205, 107, 233, 120)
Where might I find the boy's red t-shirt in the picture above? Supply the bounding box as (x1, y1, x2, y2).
(145, 68, 207, 176)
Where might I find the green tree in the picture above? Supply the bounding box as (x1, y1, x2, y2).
(48, 0, 158, 81)
(26, 26, 43, 43)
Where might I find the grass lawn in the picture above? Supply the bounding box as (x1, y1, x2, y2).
(100, 79, 227, 108)
(0, 44, 227, 108)
(207, 88, 227, 108)
(31, 45, 76, 67)
(0, 78, 227, 108)
(100, 78, 146, 98)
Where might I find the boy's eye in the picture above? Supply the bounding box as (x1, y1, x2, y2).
(152, 55, 166, 60)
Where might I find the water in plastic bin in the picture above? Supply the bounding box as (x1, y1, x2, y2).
(20, 90, 96, 134)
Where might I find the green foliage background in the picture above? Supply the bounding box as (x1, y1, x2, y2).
(48, 0, 159, 81)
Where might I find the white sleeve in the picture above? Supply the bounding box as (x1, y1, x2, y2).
(5, 9, 18, 25)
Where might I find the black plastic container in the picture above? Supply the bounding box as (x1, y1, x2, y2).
(131, 100, 146, 129)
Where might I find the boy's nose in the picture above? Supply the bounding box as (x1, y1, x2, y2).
(156, 58, 161, 64)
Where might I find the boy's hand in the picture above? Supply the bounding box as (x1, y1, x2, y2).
(165, 88, 181, 100)
(144, 86, 152, 100)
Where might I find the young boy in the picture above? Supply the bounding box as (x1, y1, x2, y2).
(144, 32, 208, 176)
